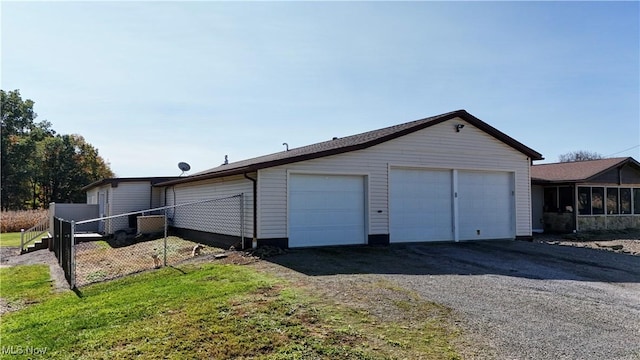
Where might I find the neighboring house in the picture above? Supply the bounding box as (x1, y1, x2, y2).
(82, 177, 177, 234)
(531, 157, 640, 233)
(153, 109, 543, 248)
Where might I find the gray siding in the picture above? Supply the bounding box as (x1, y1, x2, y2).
(151, 187, 164, 209)
(589, 169, 620, 185)
(110, 182, 152, 213)
(166, 175, 253, 237)
(108, 182, 153, 233)
(621, 166, 640, 185)
(585, 165, 640, 186)
(86, 188, 98, 204)
(258, 117, 532, 239)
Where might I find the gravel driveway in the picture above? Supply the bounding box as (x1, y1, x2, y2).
(263, 240, 640, 360)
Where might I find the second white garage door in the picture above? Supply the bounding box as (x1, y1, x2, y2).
(458, 170, 514, 240)
(390, 168, 453, 242)
(390, 168, 514, 242)
(289, 174, 366, 247)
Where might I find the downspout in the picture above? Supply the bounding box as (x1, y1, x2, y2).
(244, 173, 258, 249)
(164, 187, 168, 208)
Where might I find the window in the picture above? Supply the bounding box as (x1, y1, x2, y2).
(620, 188, 631, 214)
(578, 187, 591, 215)
(543, 187, 558, 212)
(544, 186, 573, 213)
(591, 187, 604, 215)
(559, 187, 574, 212)
(606, 188, 619, 214)
(577, 186, 640, 216)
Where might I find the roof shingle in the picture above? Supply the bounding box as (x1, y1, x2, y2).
(531, 157, 635, 182)
(157, 109, 543, 186)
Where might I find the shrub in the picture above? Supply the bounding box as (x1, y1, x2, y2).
(1, 209, 48, 233)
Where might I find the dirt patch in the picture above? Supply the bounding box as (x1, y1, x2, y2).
(74, 237, 228, 286)
(249, 253, 486, 358)
(534, 233, 640, 256)
(0, 297, 25, 315)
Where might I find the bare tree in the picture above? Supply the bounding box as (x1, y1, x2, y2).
(559, 150, 604, 163)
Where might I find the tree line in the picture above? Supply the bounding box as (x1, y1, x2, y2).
(1, 89, 113, 211)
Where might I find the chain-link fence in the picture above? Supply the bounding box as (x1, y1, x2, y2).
(50, 195, 245, 288)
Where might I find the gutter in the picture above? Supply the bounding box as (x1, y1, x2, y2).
(243, 173, 258, 249)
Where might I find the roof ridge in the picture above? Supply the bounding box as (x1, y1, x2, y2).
(533, 157, 629, 167)
(159, 110, 543, 187)
(191, 110, 465, 176)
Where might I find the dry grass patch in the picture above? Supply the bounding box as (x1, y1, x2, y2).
(74, 236, 222, 286)
(1, 209, 48, 233)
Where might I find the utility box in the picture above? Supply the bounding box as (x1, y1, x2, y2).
(137, 215, 165, 234)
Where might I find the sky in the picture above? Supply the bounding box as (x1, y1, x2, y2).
(2, 1, 639, 177)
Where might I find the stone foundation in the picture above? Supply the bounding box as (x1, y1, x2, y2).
(543, 213, 575, 233)
(577, 215, 640, 231)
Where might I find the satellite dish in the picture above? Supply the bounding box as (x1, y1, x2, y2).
(178, 162, 191, 176)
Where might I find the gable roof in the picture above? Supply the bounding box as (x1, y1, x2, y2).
(531, 157, 640, 183)
(157, 109, 543, 187)
(82, 177, 180, 191)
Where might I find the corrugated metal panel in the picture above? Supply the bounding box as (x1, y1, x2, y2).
(259, 118, 532, 238)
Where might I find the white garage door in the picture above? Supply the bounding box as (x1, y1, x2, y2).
(289, 174, 366, 247)
(458, 171, 513, 240)
(390, 168, 453, 242)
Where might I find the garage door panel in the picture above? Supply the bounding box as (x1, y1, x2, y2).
(390, 169, 453, 242)
(289, 174, 365, 247)
(458, 171, 513, 240)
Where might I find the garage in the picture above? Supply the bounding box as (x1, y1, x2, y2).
(154, 110, 541, 248)
(288, 174, 366, 247)
(390, 168, 453, 242)
(390, 168, 514, 242)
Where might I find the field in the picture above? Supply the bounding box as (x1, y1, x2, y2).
(0, 209, 48, 233)
(0, 262, 461, 359)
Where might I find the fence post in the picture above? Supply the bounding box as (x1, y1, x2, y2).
(58, 219, 63, 266)
(70, 220, 76, 289)
(20, 229, 24, 253)
(163, 208, 168, 267)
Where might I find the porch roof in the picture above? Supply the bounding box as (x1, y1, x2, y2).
(531, 157, 640, 183)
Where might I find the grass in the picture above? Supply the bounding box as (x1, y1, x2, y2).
(0, 232, 23, 247)
(0, 263, 461, 359)
(0, 264, 53, 306)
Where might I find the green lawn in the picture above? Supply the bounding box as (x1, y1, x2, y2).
(0, 263, 461, 359)
(0, 264, 53, 305)
(0, 232, 23, 247)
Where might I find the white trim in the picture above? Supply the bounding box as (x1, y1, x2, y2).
(389, 163, 516, 173)
(453, 169, 459, 242)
